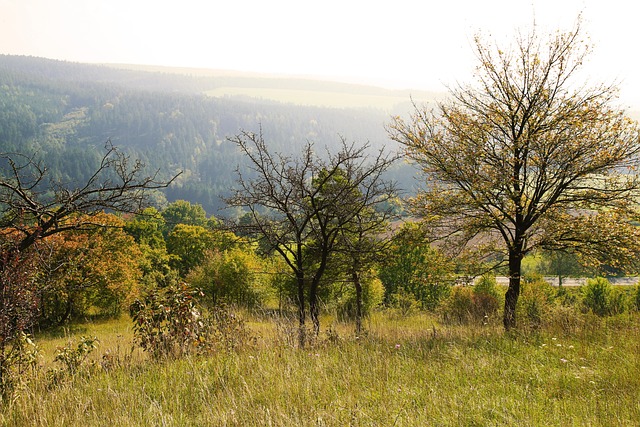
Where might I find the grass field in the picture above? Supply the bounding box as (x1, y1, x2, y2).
(205, 87, 428, 110)
(1, 310, 639, 426)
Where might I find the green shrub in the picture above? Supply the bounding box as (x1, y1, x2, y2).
(389, 288, 421, 317)
(472, 275, 500, 319)
(130, 282, 248, 360)
(52, 336, 99, 376)
(633, 285, 640, 311)
(379, 223, 455, 312)
(441, 286, 475, 324)
(440, 281, 500, 325)
(581, 277, 626, 316)
(555, 285, 579, 306)
(474, 274, 500, 299)
(0, 332, 41, 402)
(472, 292, 500, 320)
(608, 287, 628, 315)
(419, 281, 452, 311)
(334, 275, 385, 321)
(187, 248, 267, 309)
(517, 275, 555, 328)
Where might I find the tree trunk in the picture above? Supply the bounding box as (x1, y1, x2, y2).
(59, 294, 73, 326)
(309, 248, 330, 339)
(353, 270, 363, 337)
(503, 249, 522, 330)
(309, 286, 320, 338)
(296, 273, 306, 348)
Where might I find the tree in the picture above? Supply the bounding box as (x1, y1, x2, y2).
(323, 174, 396, 336)
(124, 207, 166, 249)
(389, 22, 640, 330)
(160, 200, 210, 237)
(123, 207, 181, 292)
(378, 222, 456, 312)
(0, 141, 176, 392)
(537, 250, 586, 287)
(187, 246, 267, 308)
(225, 130, 396, 345)
(0, 235, 40, 396)
(166, 224, 215, 275)
(38, 213, 142, 325)
(0, 141, 176, 258)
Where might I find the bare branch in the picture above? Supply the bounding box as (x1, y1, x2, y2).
(0, 140, 180, 256)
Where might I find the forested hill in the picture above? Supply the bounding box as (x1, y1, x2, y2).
(0, 55, 429, 214)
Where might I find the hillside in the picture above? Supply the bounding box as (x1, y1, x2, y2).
(103, 63, 443, 110)
(0, 55, 429, 214)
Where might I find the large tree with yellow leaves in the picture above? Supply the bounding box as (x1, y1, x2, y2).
(389, 22, 640, 329)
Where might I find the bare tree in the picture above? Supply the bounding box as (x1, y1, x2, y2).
(316, 166, 398, 336)
(0, 141, 177, 394)
(335, 207, 396, 337)
(389, 21, 640, 330)
(0, 141, 177, 257)
(225, 130, 396, 345)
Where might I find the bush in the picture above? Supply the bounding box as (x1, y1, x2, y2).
(440, 281, 500, 325)
(608, 287, 628, 316)
(0, 332, 40, 403)
(130, 282, 209, 360)
(441, 286, 475, 324)
(516, 275, 555, 328)
(472, 275, 500, 318)
(335, 275, 385, 321)
(187, 248, 267, 309)
(555, 286, 579, 306)
(379, 223, 455, 312)
(130, 282, 248, 360)
(581, 277, 627, 316)
(388, 288, 421, 317)
(49, 336, 99, 381)
(419, 281, 452, 311)
(472, 293, 500, 320)
(474, 274, 500, 299)
(634, 285, 640, 311)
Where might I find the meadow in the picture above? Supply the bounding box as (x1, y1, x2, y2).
(204, 87, 419, 110)
(1, 308, 639, 426)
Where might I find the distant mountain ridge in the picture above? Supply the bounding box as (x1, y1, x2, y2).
(0, 55, 424, 214)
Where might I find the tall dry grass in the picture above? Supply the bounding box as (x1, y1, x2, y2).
(1, 310, 639, 426)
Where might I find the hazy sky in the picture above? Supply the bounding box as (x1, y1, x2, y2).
(1, 0, 639, 106)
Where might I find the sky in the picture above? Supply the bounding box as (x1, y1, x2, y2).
(1, 0, 640, 107)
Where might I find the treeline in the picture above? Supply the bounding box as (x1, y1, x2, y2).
(12, 199, 638, 332)
(0, 55, 414, 213)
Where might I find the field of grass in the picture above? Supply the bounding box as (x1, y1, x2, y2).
(1, 310, 639, 426)
(108, 62, 442, 111)
(205, 87, 424, 110)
